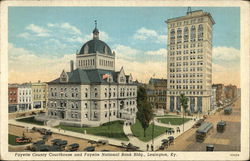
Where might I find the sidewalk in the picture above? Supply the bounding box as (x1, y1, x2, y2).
(122, 118, 196, 151)
(9, 119, 129, 148)
(9, 117, 196, 151)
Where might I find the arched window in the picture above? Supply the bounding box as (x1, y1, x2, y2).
(198, 24, 203, 41)
(84, 45, 89, 54)
(177, 28, 182, 43)
(184, 27, 189, 42)
(170, 29, 175, 44)
(190, 25, 196, 42)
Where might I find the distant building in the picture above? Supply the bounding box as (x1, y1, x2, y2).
(166, 9, 215, 114)
(43, 23, 137, 127)
(8, 84, 18, 112)
(212, 84, 225, 106)
(31, 81, 48, 109)
(17, 83, 33, 111)
(224, 84, 238, 100)
(210, 86, 217, 110)
(146, 78, 167, 114)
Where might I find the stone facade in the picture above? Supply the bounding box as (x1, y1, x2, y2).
(147, 78, 167, 114)
(32, 81, 48, 109)
(46, 25, 137, 127)
(166, 9, 215, 114)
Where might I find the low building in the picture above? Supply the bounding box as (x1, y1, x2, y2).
(210, 86, 217, 110)
(146, 78, 167, 115)
(32, 81, 48, 109)
(212, 84, 225, 106)
(18, 83, 33, 111)
(224, 84, 238, 100)
(8, 84, 19, 112)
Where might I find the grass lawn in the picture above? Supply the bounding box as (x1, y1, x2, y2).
(157, 117, 191, 125)
(16, 116, 44, 125)
(8, 134, 30, 146)
(56, 120, 128, 141)
(131, 119, 169, 142)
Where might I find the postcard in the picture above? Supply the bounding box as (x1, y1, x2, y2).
(0, 0, 249, 160)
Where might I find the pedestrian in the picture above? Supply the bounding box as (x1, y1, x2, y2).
(59, 127, 61, 132)
(151, 144, 154, 151)
(146, 144, 149, 151)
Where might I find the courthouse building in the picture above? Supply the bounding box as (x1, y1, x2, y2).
(166, 9, 215, 114)
(44, 24, 137, 127)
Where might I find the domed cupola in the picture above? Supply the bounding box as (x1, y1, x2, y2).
(78, 21, 113, 56)
(76, 21, 115, 71)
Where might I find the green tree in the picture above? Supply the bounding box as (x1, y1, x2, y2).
(136, 86, 153, 137)
(180, 93, 188, 132)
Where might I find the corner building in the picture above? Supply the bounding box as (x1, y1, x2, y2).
(45, 25, 137, 127)
(166, 10, 215, 114)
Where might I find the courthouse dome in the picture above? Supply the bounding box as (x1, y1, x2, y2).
(79, 24, 113, 56)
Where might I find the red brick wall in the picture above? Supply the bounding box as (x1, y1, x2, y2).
(8, 87, 18, 104)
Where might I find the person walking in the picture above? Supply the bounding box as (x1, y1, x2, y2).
(151, 144, 154, 151)
(146, 144, 149, 151)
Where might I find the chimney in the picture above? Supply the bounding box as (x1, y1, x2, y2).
(70, 60, 74, 72)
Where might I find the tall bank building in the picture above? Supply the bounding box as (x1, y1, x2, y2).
(166, 9, 215, 114)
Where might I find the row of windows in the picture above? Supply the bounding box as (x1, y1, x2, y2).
(169, 85, 203, 89)
(169, 67, 203, 72)
(171, 55, 204, 61)
(99, 59, 114, 67)
(9, 91, 16, 95)
(33, 95, 45, 99)
(169, 91, 204, 95)
(170, 42, 203, 50)
(169, 73, 204, 78)
(169, 79, 203, 84)
(78, 59, 95, 67)
(170, 61, 204, 67)
(169, 18, 204, 28)
(169, 49, 204, 56)
(33, 89, 45, 93)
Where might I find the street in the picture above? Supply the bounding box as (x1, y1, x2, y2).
(166, 97, 241, 151)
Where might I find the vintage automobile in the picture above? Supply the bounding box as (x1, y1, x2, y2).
(206, 144, 214, 151)
(16, 137, 32, 143)
(84, 146, 95, 151)
(68, 143, 79, 151)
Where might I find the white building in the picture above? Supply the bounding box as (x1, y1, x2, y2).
(45, 24, 137, 127)
(18, 83, 33, 111)
(166, 9, 215, 114)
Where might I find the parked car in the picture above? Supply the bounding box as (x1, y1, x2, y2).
(16, 137, 32, 143)
(84, 146, 95, 151)
(97, 140, 108, 145)
(193, 119, 204, 128)
(68, 143, 79, 151)
(206, 144, 214, 151)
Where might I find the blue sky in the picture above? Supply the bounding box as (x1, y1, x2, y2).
(8, 7, 240, 86)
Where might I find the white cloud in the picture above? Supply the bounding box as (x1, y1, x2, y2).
(113, 44, 138, 60)
(17, 32, 31, 39)
(8, 43, 75, 83)
(116, 58, 167, 83)
(133, 27, 166, 44)
(26, 24, 50, 37)
(213, 46, 240, 61)
(145, 48, 167, 57)
(60, 23, 81, 35)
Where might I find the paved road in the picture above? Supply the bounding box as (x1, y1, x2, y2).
(166, 97, 241, 151)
